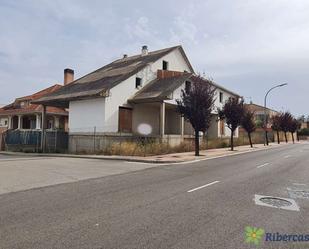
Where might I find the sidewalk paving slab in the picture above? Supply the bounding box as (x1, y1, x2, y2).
(0, 142, 297, 164)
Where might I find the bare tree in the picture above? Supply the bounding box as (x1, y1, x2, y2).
(280, 112, 293, 143)
(288, 118, 298, 144)
(296, 118, 302, 141)
(271, 114, 282, 144)
(241, 108, 256, 148)
(176, 76, 216, 156)
(218, 97, 244, 151)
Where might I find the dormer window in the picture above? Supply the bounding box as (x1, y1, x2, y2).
(135, 77, 142, 89)
(162, 60, 168, 70)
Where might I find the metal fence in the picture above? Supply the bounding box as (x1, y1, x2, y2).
(4, 129, 68, 153)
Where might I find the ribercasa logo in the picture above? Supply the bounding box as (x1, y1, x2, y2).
(245, 226, 265, 245)
(245, 226, 309, 246)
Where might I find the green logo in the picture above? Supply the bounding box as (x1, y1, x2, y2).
(245, 226, 265, 245)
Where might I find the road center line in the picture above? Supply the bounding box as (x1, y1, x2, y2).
(187, 181, 220, 193)
(257, 163, 270, 168)
(284, 155, 292, 158)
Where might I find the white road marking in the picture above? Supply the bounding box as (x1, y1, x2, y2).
(284, 155, 292, 158)
(293, 183, 306, 186)
(257, 163, 270, 168)
(187, 180, 220, 193)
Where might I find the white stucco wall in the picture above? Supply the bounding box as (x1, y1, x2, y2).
(166, 82, 240, 138)
(69, 98, 105, 133)
(132, 104, 160, 135)
(0, 117, 8, 127)
(66, 46, 240, 138)
(104, 48, 193, 132)
(165, 108, 181, 134)
(215, 90, 240, 138)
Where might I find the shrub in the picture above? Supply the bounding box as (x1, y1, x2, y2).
(299, 128, 309, 136)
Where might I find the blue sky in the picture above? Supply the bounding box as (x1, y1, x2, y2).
(0, 0, 308, 116)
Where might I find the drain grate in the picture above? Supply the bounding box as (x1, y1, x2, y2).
(259, 197, 292, 208)
(254, 194, 300, 211)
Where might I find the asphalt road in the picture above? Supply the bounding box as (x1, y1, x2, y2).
(1, 143, 309, 249)
(0, 154, 157, 195)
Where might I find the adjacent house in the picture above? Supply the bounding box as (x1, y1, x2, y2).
(244, 102, 279, 129)
(34, 45, 241, 153)
(301, 121, 309, 129)
(0, 85, 68, 132)
(242, 102, 298, 143)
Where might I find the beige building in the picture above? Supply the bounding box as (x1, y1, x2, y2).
(244, 103, 279, 129)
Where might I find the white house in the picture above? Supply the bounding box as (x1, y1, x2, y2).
(34, 45, 240, 152)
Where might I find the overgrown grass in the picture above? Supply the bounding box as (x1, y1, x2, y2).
(78, 133, 269, 156)
(101, 141, 191, 156)
(100, 138, 234, 157)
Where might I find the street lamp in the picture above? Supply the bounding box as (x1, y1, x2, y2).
(264, 83, 288, 145)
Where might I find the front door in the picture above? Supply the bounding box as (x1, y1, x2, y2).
(118, 107, 132, 133)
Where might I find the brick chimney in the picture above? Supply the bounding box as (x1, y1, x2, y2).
(64, 68, 74, 85)
(141, 45, 148, 56)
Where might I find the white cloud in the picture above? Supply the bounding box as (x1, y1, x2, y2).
(0, 0, 308, 115)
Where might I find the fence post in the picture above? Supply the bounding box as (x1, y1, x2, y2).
(93, 126, 96, 154)
(55, 129, 57, 153)
(36, 131, 39, 152)
(41, 105, 46, 152)
(143, 136, 146, 157)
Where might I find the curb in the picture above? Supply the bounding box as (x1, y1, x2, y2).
(0, 151, 182, 164)
(0, 143, 294, 164)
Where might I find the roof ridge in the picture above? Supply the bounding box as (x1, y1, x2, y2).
(16, 84, 62, 101)
(114, 45, 182, 62)
(64, 45, 182, 87)
(33, 45, 195, 107)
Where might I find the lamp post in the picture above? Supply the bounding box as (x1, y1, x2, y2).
(264, 83, 287, 145)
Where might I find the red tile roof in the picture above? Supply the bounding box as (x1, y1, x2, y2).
(0, 84, 68, 116)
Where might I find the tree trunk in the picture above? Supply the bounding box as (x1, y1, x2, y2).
(276, 130, 280, 144)
(265, 130, 269, 146)
(284, 132, 288, 143)
(291, 132, 295, 144)
(296, 132, 299, 141)
(230, 130, 234, 151)
(194, 129, 200, 156)
(248, 132, 253, 148)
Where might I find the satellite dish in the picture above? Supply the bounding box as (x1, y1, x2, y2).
(137, 123, 152, 135)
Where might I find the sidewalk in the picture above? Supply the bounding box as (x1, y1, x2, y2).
(0, 142, 293, 164)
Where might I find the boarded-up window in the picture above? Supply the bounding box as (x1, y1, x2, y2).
(162, 60, 168, 70)
(118, 107, 132, 133)
(220, 120, 225, 136)
(185, 81, 191, 93)
(135, 77, 142, 89)
(219, 92, 223, 103)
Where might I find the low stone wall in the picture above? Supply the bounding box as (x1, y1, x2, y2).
(238, 129, 271, 145)
(68, 133, 196, 154)
(69, 131, 270, 155)
(299, 135, 309, 140)
(69, 133, 134, 154)
(69, 129, 301, 155)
